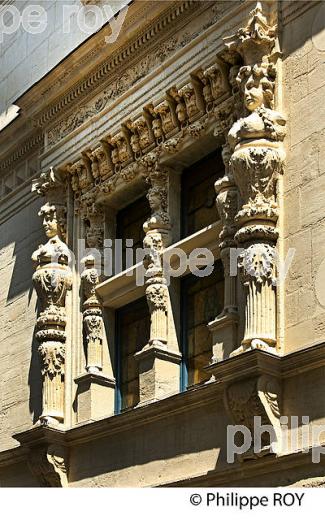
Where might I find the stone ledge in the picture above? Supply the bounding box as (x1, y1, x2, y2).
(11, 343, 325, 453)
(74, 372, 115, 388)
(160, 445, 325, 487)
(134, 344, 182, 364)
(205, 341, 325, 383)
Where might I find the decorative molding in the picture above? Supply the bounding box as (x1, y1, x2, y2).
(65, 57, 232, 209)
(281, 0, 321, 26)
(0, 132, 43, 172)
(43, 1, 237, 147)
(37, 1, 205, 130)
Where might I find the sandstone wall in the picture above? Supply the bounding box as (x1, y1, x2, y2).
(0, 0, 127, 113)
(283, 1, 325, 352)
(0, 196, 43, 451)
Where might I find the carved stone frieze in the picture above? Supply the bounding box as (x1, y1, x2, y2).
(44, 1, 238, 147)
(64, 55, 234, 208)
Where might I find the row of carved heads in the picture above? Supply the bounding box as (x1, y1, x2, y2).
(66, 57, 231, 196)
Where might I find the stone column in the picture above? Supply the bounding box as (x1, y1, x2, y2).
(134, 154, 181, 404)
(208, 143, 239, 361)
(224, 2, 286, 356)
(74, 198, 115, 421)
(32, 169, 72, 425)
(81, 255, 103, 373)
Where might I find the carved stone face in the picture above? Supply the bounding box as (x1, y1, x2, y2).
(71, 174, 79, 192)
(152, 119, 163, 138)
(148, 190, 161, 212)
(244, 76, 264, 111)
(86, 227, 101, 249)
(42, 208, 58, 238)
(111, 148, 119, 165)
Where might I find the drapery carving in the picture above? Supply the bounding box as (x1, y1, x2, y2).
(223, 2, 286, 356)
(32, 169, 72, 424)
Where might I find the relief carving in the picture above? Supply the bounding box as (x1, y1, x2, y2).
(31, 171, 72, 424)
(142, 158, 172, 348)
(81, 255, 103, 373)
(224, 2, 286, 356)
(224, 375, 282, 461)
(28, 444, 68, 487)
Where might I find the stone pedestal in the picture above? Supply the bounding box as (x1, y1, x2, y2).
(75, 373, 115, 422)
(208, 311, 238, 362)
(135, 345, 181, 404)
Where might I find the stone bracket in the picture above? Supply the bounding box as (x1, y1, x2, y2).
(13, 425, 68, 487)
(206, 349, 282, 462)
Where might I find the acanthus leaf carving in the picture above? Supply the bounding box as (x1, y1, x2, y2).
(224, 375, 282, 461)
(28, 444, 68, 487)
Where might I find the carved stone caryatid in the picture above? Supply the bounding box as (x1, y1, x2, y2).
(224, 2, 286, 356)
(142, 154, 171, 348)
(208, 142, 239, 362)
(32, 169, 72, 424)
(135, 154, 181, 403)
(81, 255, 103, 373)
(83, 200, 105, 253)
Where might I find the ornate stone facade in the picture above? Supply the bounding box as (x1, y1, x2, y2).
(1, 0, 325, 491)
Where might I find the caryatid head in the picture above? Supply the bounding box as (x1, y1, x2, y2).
(238, 63, 276, 112)
(38, 202, 66, 241)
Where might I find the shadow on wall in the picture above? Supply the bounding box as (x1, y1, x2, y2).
(0, 196, 44, 424)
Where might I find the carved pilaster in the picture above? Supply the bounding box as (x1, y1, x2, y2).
(209, 143, 239, 361)
(135, 155, 181, 403)
(32, 169, 72, 425)
(81, 255, 103, 373)
(142, 154, 171, 349)
(224, 2, 286, 356)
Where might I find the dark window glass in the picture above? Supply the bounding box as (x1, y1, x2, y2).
(116, 195, 151, 270)
(181, 151, 224, 238)
(181, 260, 224, 386)
(116, 297, 150, 411)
